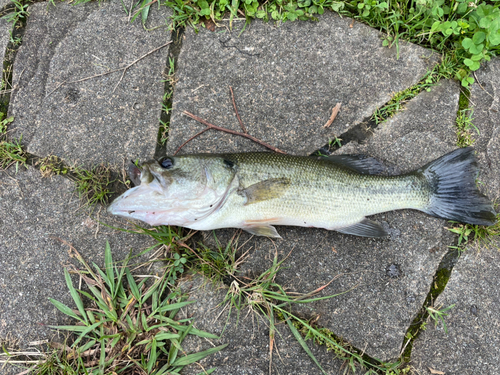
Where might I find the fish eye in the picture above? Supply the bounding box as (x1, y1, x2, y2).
(159, 157, 173, 169)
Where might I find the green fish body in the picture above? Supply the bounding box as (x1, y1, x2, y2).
(108, 148, 496, 238)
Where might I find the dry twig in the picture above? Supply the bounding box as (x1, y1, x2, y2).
(175, 111, 287, 155)
(230, 86, 247, 133)
(323, 103, 341, 128)
(45, 41, 172, 98)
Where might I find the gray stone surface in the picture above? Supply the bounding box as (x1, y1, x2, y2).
(203, 80, 461, 361)
(411, 241, 500, 375)
(167, 13, 437, 156)
(8, 1, 171, 168)
(0, 0, 11, 11)
(0, 18, 11, 65)
(179, 275, 345, 375)
(0, 167, 156, 346)
(338, 80, 460, 169)
(469, 58, 500, 201)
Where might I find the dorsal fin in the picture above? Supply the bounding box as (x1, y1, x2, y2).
(320, 154, 386, 175)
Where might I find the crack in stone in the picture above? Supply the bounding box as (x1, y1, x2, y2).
(154, 26, 184, 160)
(219, 35, 260, 57)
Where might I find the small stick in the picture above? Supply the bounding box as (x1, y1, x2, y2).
(473, 71, 494, 99)
(323, 102, 341, 128)
(173, 127, 210, 155)
(45, 41, 172, 97)
(229, 86, 247, 133)
(180, 110, 287, 154)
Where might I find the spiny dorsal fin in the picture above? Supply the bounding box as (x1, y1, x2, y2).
(336, 218, 388, 238)
(321, 155, 386, 175)
(240, 178, 291, 205)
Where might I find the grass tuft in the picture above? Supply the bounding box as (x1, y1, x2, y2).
(1, 241, 226, 375)
(0, 113, 27, 172)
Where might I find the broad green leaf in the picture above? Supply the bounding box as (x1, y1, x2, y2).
(489, 31, 500, 46)
(255, 9, 266, 18)
(461, 37, 473, 49)
(472, 31, 486, 44)
(479, 17, 491, 28)
(172, 344, 228, 367)
(469, 43, 484, 55)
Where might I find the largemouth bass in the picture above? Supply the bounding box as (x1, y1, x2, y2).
(108, 148, 496, 238)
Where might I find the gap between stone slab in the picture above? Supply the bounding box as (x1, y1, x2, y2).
(0, 7, 27, 114)
(154, 26, 185, 160)
(312, 64, 444, 156)
(399, 246, 460, 363)
(399, 88, 467, 363)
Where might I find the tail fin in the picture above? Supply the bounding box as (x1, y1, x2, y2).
(419, 147, 496, 226)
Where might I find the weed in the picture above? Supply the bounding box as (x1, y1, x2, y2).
(0, 113, 26, 172)
(198, 248, 404, 374)
(1, 0, 29, 24)
(371, 61, 453, 124)
(339, 0, 500, 87)
(447, 213, 500, 252)
(2, 241, 226, 374)
(36, 155, 70, 178)
(71, 164, 115, 207)
(426, 304, 455, 334)
(455, 108, 479, 147)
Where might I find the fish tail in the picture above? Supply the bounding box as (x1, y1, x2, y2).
(419, 147, 496, 226)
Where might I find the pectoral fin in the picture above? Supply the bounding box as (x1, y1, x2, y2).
(243, 225, 282, 238)
(240, 178, 291, 205)
(336, 218, 388, 238)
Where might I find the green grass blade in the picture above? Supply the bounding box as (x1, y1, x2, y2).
(63, 269, 88, 324)
(147, 338, 157, 373)
(126, 267, 141, 303)
(284, 315, 327, 375)
(72, 321, 103, 347)
(158, 300, 195, 313)
(49, 298, 82, 322)
(155, 333, 181, 341)
(172, 344, 228, 367)
(105, 241, 116, 293)
(187, 327, 220, 339)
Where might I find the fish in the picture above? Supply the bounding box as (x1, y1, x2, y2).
(107, 148, 497, 238)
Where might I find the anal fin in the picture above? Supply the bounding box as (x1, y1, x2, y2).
(243, 225, 282, 238)
(336, 218, 388, 238)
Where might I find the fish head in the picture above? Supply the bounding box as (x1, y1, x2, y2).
(107, 155, 236, 227)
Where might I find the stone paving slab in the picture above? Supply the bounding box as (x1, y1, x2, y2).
(179, 275, 345, 374)
(411, 242, 500, 375)
(0, 167, 155, 347)
(8, 0, 171, 168)
(410, 59, 500, 375)
(199, 79, 460, 362)
(0, 18, 11, 67)
(470, 58, 500, 202)
(167, 12, 437, 156)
